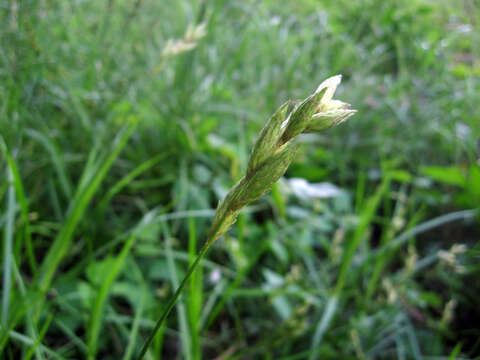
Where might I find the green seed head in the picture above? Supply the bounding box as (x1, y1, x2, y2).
(209, 75, 356, 242)
(280, 89, 326, 144)
(247, 101, 291, 175)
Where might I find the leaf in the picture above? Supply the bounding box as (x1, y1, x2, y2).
(389, 169, 413, 183)
(420, 166, 466, 187)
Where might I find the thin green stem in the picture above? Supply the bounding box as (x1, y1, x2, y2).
(137, 239, 212, 360)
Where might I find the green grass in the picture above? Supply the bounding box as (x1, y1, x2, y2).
(1, 0, 480, 359)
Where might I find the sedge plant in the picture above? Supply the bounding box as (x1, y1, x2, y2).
(137, 75, 356, 359)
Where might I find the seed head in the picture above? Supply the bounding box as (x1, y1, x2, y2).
(209, 75, 357, 242)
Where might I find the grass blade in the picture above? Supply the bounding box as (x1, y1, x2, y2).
(164, 224, 192, 360)
(122, 258, 147, 360)
(25, 311, 54, 360)
(360, 208, 478, 265)
(335, 176, 391, 294)
(309, 177, 390, 360)
(86, 234, 136, 359)
(1, 166, 15, 326)
(0, 137, 36, 273)
(98, 153, 168, 210)
(36, 121, 138, 316)
(309, 296, 338, 360)
(25, 129, 73, 200)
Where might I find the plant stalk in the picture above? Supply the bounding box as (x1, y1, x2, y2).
(137, 237, 213, 359)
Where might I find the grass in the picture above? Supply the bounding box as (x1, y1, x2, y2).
(1, 0, 480, 359)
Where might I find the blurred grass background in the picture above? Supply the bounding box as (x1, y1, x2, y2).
(1, 0, 479, 358)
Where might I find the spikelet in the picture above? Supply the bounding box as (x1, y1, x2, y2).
(161, 22, 208, 57)
(208, 75, 356, 242)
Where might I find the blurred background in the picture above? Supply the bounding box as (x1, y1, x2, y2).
(1, 0, 479, 358)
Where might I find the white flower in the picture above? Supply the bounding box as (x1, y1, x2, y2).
(288, 178, 343, 200)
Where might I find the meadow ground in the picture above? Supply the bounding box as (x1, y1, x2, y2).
(1, 0, 479, 359)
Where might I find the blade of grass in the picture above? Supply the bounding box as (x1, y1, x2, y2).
(25, 129, 73, 200)
(123, 294, 145, 360)
(137, 237, 212, 360)
(86, 233, 136, 360)
(202, 226, 271, 330)
(6, 330, 67, 360)
(309, 177, 390, 360)
(359, 208, 478, 265)
(365, 203, 424, 304)
(56, 319, 88, 355)
(122, 258, 147, 360)
(25, 311, 54, 360)
(309, 296, 338, 359)
(447, 343, 462, 360)
(36, 120, 138, 315)
(164, 224, 192, 360)
(1, 166, 15, 327)
(198, 278, 227, 330)
(98, 152, 168, 210)
(406, 321, 422, 360)
(335, 176, 391, 295)
(0, 137, 36, 273)
(5, 258, 45, 359)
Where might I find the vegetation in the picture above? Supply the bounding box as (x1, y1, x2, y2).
(1, 0, 479, 359)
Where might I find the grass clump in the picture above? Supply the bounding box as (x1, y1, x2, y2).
(1, 0, 479, 359)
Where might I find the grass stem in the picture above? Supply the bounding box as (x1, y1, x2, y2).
(137, 239, 212, 359)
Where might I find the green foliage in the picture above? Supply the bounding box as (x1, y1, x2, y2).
(1, 0, 479, 359)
